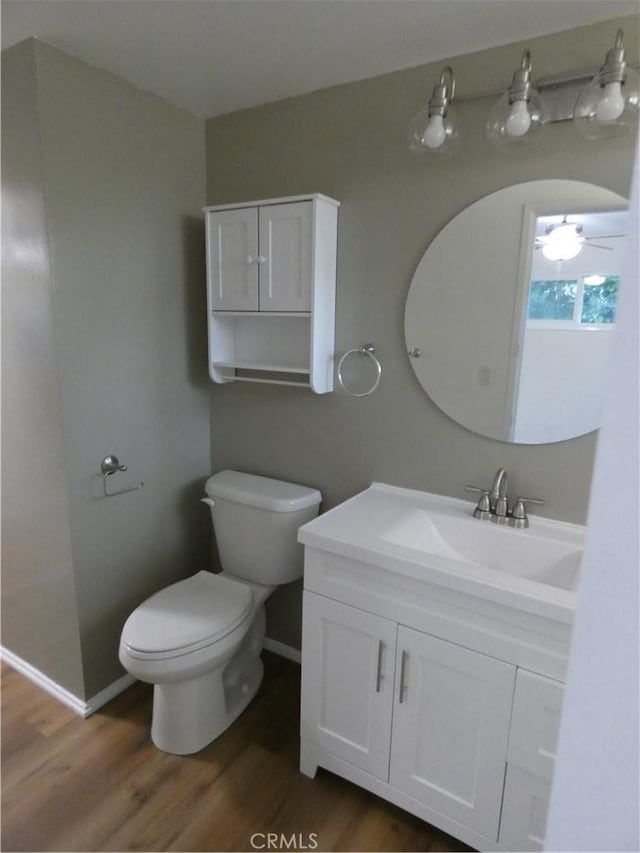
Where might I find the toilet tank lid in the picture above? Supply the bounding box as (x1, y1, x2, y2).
(205, 470, 322, 512)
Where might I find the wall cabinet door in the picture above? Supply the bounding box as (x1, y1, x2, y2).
(207, 201, 312, 313)
(389, 626, 516, 840)
(207, 207, 259, 310)
(258, 202, 312, 312)
(300, 592, 397, 780)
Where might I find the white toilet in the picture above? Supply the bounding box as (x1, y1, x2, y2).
(119, 470, 321, 755)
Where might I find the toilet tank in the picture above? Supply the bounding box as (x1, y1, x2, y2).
(204, 471, 322, 585)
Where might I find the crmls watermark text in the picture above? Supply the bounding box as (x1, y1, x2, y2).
(249, 832, 319, 850)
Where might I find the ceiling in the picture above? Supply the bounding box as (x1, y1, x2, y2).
(2, 0, 637, 119)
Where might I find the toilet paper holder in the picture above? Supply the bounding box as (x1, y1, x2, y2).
(100, 455, 144, 498)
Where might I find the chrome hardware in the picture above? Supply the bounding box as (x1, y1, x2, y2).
(408, 347, 422, 358)
(200, 497, 216, 508)
(100, 455, 143, 498)
(256, 255, 267, 264)
(464, 485, 492, 520)
(399, 650, 408, 703)
(100, 455, 127, 476)
(489, 467, 508, 513)
(492, 494, 510, 525)
(510, 496, 545, 529)
(337, 344, 382, 397)
(467, 470, 544, 528)
(375, 641, 385, 693)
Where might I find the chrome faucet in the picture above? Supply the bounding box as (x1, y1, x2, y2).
(465, 468, 544, 528)
(489, 468, 508, 511)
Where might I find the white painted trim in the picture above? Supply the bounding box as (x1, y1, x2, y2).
(203, 193, 340, 213)
(1, 646, 136, 718)
(84, 673, 137, 716)
(263, 637, 301, 664)
(1, 645, 86, 716)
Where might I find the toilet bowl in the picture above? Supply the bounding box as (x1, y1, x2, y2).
(120, 570, 272, 754)
(119, 470, 321, 755)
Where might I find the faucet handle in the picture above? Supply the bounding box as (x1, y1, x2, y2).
(510, 496, 544, 529)
(465, 485, 492, 520)
(492, 494, 510, 524)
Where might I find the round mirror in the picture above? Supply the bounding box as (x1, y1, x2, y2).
(405, 180, 627, 444)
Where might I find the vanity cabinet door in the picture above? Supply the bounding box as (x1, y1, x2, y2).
(206, 207, 259, 311)
(258, 202, 312, 312)
(499, 766, 552, 851)
(300, 592, 397, 780)
(389, 627, 516, 840)
(498, 669, 564, 851)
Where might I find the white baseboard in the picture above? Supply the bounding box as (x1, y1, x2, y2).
(1, 646, 135, 718)
(263, 636, 301, 664)
(84, 672, 137, 716)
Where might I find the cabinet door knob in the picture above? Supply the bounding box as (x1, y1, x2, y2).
(256, 255, 267, 264)
(246, 254, 255, 264)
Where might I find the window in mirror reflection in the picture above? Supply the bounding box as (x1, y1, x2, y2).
(527, 275, 620, 326)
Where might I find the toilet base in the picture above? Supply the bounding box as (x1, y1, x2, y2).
(149, 607, 267, 755)
(151, 656, 264, 755)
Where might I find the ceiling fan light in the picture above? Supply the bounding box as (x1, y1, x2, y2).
(540, 222, 585, 261)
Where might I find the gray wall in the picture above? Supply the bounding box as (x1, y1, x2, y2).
(2, 40, 211, 698)
(1, 40, 85, 697)
(205, 17, 639, 649)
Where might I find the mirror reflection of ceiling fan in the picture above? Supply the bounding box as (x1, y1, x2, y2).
(535, 216, 624, 261)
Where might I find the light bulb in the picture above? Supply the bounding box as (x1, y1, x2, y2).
(505, 100, 532, 137)
(422, 114, 446, 149)
(595, 81, 626, 121)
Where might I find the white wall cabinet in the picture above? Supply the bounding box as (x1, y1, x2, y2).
(300, 547, 568, 852)
(204, 194, 339, 392)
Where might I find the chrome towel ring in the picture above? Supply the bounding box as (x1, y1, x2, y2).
(337, 344, 382, 397)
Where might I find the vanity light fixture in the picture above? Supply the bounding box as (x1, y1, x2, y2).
(408, 30, 638, 158)
(574, 30, 640, 139)
(539, 218, 585, 262)
(408, 66, 456, 154)
(487, 51, 549, 149)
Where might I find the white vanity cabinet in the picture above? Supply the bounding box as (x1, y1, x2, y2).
(299, 545, 569, 852)
(300, 595, 396, 781)
(204, 194, 339, 392)
(499, 670, 564, 851)
(389, 626, 515, 840)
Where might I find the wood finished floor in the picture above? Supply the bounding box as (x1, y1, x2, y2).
(1, 655, 473, 853)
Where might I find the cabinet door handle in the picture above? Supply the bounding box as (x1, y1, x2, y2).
(375, 641, 384, 693)
(399, 650, 408, 703)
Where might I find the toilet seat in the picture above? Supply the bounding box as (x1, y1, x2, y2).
(121, 571, 253, 661)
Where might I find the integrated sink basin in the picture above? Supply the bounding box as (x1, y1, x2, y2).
(383, 507, 581, 591)
(299, 483, 585, 620)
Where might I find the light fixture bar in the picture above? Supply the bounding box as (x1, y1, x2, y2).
(450, 63, 639, 105)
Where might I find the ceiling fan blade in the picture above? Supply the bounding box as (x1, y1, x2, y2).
(584, 234, 626, 241)
(584, 242, 613, 251)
